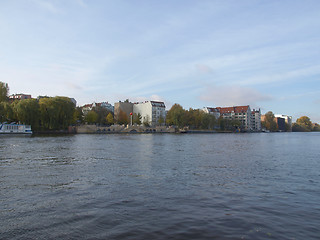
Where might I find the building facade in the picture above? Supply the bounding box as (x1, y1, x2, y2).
(251, 109, 262, 131)
(203, 105, 261, 131)
(216, 105, 252, 131)
(9, 94, 32, 100)
(114, 101, 134, 123)
(133, 101, 166, 126)
(202, 107, 221, 119)
(274, 114, 292, 131)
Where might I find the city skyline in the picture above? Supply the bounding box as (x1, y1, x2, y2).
(1, 0, 320, 122)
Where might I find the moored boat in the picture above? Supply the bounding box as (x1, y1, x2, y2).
(0, 123, 32, 135)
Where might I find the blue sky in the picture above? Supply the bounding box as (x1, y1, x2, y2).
(1, 0, 320, 122)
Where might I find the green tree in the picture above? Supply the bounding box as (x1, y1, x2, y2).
(13, 99, 40, 130)
(133, 113, 142, 125)
(93, 106, 111, 125)
(73, 107, 84, 124)
(262, 111, 278, 132)
(106, 112, 114, 125)
(166, 104, 185, 127)
(39, 97, 75, 130)
(0, 82, 9, 102)
(0, 101, 13, 122)
(85, 110, 99, 124)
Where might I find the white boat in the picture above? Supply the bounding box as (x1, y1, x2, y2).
(0, 123, 32, 135)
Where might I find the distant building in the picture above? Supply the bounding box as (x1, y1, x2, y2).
(95, 102, 114, 112)
(203, 105, 261, 131)
(82, 102, 113, 115)
(114, 101, 134, 123)
(202, 107, 220, 119)
(70, 98, 77, 106)
(9, 94, 32, 100)
(133, 101, 166, 126)
(276, 117, 286, 132)
(274, 114, 292, 131)
(217, 105, 252, 131)
(251, 109, 262, 131)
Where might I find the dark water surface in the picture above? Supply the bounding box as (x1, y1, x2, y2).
(1, 133, 320, 239)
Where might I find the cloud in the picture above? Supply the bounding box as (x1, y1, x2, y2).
(239, 65, 320, 86)
(199, 85, 272, 107)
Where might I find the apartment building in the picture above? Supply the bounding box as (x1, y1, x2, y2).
(203, 105, 261, 131)
(251, 109, 262, 131)
(133, 101, 166, 126)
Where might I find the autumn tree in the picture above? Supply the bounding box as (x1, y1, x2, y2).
(106, 112, 114, 125)
(262, 111, 278, 132)
(166, 104, 186, 127)
(296, 116, 312, 131)
(117, 110, 129, 125)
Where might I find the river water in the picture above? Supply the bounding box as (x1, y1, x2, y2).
(1, 133, 320, 239)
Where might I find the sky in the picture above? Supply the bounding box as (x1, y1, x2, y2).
(1, 0, 320, 122)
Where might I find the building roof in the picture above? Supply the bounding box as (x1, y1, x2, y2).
(151, 101, 165, 107)
(205, 107, 220, 113)
(216, 105, 249, 114)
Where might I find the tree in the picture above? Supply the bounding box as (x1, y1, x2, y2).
(39, 97, 75, 130)
(133, 113, 142, 125)
(0, 82, 9, 102)
(0, 101, 13, 122)
(296, 116, 312, 131)
(117, 110, 128, 125)
(73, 107, 84, 124)
(92, 106, 112, 125)
(12, 99, 40, 130)
(313, 123, 320, 131)
(262, 111, 278, 132)
(166, 104, 185, 127)
(85, 110, 98, 124)
(106, 112, 114, 125)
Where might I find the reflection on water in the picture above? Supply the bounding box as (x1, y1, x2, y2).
(1, 133, 320, 239)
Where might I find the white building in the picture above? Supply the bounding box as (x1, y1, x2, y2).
(133, 101, 166, 126)
(202, 107, 220, 119)
(216, 105, 252, 131)
(251, 109, 262, 131)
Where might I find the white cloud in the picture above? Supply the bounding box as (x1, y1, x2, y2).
(238, 65, 320, 86)
(199, 85, 272, 107)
